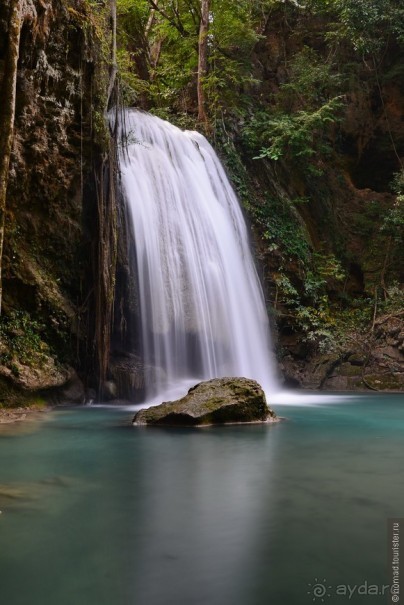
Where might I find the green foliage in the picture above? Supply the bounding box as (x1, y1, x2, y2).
(0, 311, 48, 368)
(381, 200, 404, 241)
(241, 47, 344, 171)
(276, 253, 346, 348)
(217, 137, 352, 354)
(203, 0, 263, 113)
(216, 133, 251, 207)
(217, 136, 349, 353)
(378, 282, 404, 314)
(115, 0, 275, 115)
(382, 170, 404, 242)
(295, 304, 337, 352)
(117, 48, 150, 105)
(115, 0, 402, 130)
(352, 199, 381, 237)
(276, 46, 343, 112)
(312, 253, 346, 282)
(326, 0, 404, 54)
(253, 196, 311, 262)
(274, 270, 339, 353)
(116, 0, 197, 108)
(250, 98, 343, 163)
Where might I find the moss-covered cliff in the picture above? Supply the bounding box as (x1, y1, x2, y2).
(218, 4, 404, 390)
(0, 0, 113, 406)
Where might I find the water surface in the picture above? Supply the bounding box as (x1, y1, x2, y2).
(0, 393, 403, 604)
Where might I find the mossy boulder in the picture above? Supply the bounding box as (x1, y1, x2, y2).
(363, 373, 403, 391)
(133, 377, 276, 427)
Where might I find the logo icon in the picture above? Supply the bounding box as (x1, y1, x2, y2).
(307, 578, 332, 602)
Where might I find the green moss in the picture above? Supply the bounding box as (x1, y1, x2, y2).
(0, 377, 46, 408)
(364, 374, 403, 390)
(348, 354, 366, 366)
(0, 311, 48, 368)
(339, 363, 362, 377)
(134, 378, 274, 426)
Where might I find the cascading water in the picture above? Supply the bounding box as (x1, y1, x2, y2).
(119, 110, 278, 403)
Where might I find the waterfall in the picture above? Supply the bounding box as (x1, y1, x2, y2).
(119, 110, 277, 403)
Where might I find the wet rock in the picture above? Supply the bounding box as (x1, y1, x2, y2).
(85, 388, 96, 404)
(133, 377, 276, 427)
(363, 373, 403, 391)
(56, 369, 85, 404)
(339, 363, 362, 377)
(348, 353, 366, 366)
(103, 380, 118, 400)
(0, 354, 69, 391)
(110, 354, 166, 402)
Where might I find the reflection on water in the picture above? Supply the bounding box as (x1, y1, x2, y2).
(270, 389, 360, 405)
(0, 394, 403, 605)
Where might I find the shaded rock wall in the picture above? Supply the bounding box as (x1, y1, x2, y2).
(249, 6, 403, 288)
(0, 0, 110, 405)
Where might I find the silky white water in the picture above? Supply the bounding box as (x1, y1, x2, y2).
(119, 110, 278, 403)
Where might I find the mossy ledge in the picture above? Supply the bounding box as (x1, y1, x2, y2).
(133, 377, 277, 427)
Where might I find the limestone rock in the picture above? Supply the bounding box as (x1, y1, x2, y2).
(110, 354, 166, 401)
(56, 369, 85, 404)
(133, 377, 276, 427)
(0, 354, 69, 391)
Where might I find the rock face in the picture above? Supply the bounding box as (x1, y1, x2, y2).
(109, 354, 167, 402)
(0, 0, 113, 405)
(133, 377, 276, 427)
(280, 311, 404, 392)
(0, 355, 69, 392)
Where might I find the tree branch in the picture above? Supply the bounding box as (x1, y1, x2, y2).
(145, 0, 189, 37)
(197, 0, 209, 125)
(105, 0, 118, 111)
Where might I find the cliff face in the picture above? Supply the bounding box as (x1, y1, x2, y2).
(0, 0, 108, 405)
(226, 6, 404, 391)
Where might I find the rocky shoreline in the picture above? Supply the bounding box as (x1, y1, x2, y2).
(0, 406, 51, 426)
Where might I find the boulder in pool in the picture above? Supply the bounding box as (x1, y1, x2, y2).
(132, 377, 276, 426)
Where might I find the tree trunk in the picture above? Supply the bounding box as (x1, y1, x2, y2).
(94, 142, 118, 400)
(145, 0, 158, 37)
(106, 0, 118, 110)
(197, 0, 209, 124)
(0, 0, 23, 314)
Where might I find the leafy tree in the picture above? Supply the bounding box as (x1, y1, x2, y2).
(197, 0, 209, 123)
(116, 0, 274, 119)
(243, 47, 344, 170)
(329, 0, 404, 54)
